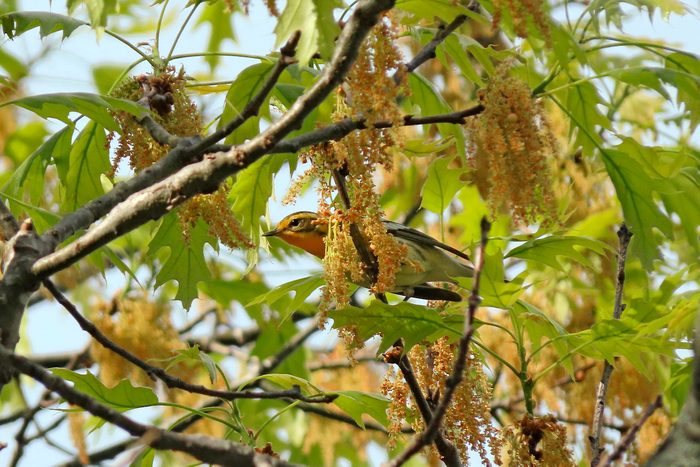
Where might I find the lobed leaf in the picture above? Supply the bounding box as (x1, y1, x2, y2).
(506, 235, 611, 272)
(51, 369, 158, 410)
(4, 92, 148, 132)
(148, 214, 214, 309)
(329, 301, 463, 352)
(65, 122, 110, 212)
(420, 155, 464, 215)
(0, 11, 87, 40)
(246, 274, 324, 323)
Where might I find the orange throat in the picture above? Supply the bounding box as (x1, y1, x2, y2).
(279, 233, 326, 259)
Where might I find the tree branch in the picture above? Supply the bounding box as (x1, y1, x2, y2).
(387, 217, 491, 467)
(589, 224, 633, 466)
(601, 395, 662, 466)
(195, 31, 301, 149)
(30, 0, 396, 280)
(43, 279, 332, 403)
(400, 14, 468, 78)
(1, 346, 296, 466)
(62, 315, 322, 466)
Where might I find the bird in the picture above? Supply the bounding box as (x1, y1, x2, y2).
(263, 211, 473, 301)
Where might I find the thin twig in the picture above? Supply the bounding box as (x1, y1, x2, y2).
(23, 414, 66, 443)
(43, 280, 333, 403)
(601, 395, 663, 466)
(194, 31, 301, 150)
(331, 169, 382, 291)
(589, 224, 633, 466)
(308, 355, 382, 371)
(1, 346, 293, 467)
(396, 354, 461, 466)
(259, 319, 320, 374)
(399, 15, 468, 79)
(252, 105, 486, 156)
(388, 217, 491, 467)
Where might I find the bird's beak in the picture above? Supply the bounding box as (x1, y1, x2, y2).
(262, 227, 281, 237)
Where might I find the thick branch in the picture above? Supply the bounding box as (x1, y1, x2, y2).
(31, 0, 395, 279)
(589, 224, 633, 466)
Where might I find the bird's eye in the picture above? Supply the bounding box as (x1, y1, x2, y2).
(289, 218, 301, 228)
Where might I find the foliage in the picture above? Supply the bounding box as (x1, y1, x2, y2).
(0, 0, 699, 466)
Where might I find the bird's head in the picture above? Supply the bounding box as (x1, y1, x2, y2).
(263, 211, 328, 258)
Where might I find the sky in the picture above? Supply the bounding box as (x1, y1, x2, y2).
(1, 0, 699, 465)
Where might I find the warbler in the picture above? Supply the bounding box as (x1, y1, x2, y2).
(263, 211, 473, 301)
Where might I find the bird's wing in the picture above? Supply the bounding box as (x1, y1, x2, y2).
(383, 220, 471, 262)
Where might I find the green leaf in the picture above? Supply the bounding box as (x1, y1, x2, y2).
(312, 0, 342, 61)
(511, 300, 572, 373)
(601, 140, 675, 268)
(0, 11, 87, 40)
(66, 0, 120, 29)
(51, 369, 158, 410)
(65, 122, 110, 212)
(92, 64, 127, 95)
(664, 52, 700, 130)
(246, 274, 324, 323)
(661, 166, 700, 252)
(195, 1, 237, 70)
(550, 23, 587, 69)
(407, 73, 465, 155)
(247, 373, 322, 396)
(608, 66, 672, 101)
(437, 34, 484, 86)
(1, 192, 61, 232)
(450, 185, 491, 246)
(148, 214, 214, 308)
(0, 46, 27, 81)
(2, 122, 55, 203)
(201, 278, 269, 308)
(275, 0, 319, 66)
(396, 0, 477, 23)
(230, 153, 293, 241)
(275, 0, 342, 65)
(332, 391, 389, 429)
(3, 92, 148, 132)
(160, 345, 218, 384)
(566, 81, 611, 155)
(329, 301, 463, 352)
(251, 322, 310, 378)
(219, 62, 275, 145)
(564, 318, 673, 376)
(101, 246, 140, 285)
(457, 249, 523, 309)
(666, 359, 693, 416)
(506, 235, 611, 272)
(420, 156, 464, 214)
